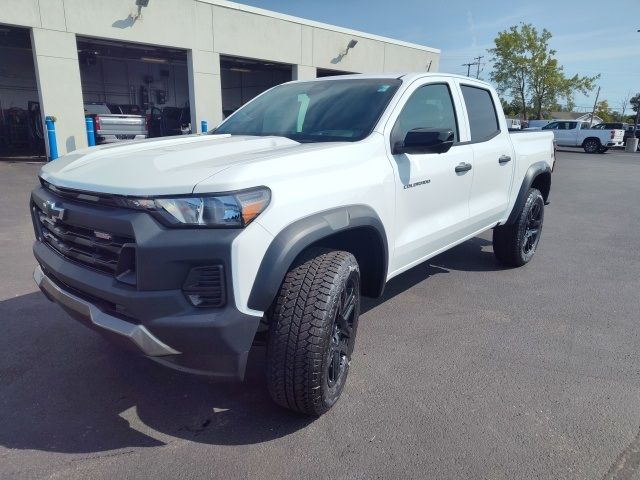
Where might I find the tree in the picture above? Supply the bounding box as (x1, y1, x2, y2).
(631, 93, 640, 113)
(595, 100, 611, 123)
(620, 90, 632, 118)
(489, 24, 599, 120)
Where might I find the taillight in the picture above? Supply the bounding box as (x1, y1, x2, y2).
(92, 114, 101, 132)
(145, 114, 151, 133)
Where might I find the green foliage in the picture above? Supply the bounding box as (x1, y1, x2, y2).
(631, 93, 640, 113)
(595, 100, 611, 123)
(489, 24, 599, 120)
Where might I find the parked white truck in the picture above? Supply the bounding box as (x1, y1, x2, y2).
(32, 74, 554, 415)
(535, 120, 624, 153)
(84, 103, 148, 144)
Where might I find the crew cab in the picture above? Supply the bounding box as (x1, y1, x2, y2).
(536, 120, 624, 153)
(592, 122, 640, 151)
(32, 74, 554, 415)
(84, 102, 148, 144)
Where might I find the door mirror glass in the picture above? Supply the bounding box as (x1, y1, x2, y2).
(394, 128, 454, 154)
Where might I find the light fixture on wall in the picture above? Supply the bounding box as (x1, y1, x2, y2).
(331, 39, 359, 65)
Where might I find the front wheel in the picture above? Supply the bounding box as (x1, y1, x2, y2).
(583, 138, 600, 153)
(493, 188, 544, 267)
(267, 249, 360, 416)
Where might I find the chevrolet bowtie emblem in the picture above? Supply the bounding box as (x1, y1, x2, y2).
(42, 200, 65, 222)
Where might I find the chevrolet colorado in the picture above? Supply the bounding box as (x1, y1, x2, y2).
(31, 74, 554, 415)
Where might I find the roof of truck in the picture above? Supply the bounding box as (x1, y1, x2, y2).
(304, 72, 492, 87)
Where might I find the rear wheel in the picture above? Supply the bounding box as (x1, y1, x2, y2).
(597, 146, 609, 153)
(583, 138, 600, 153)
(493, 188, 544, 267)
(267, 249, 360, 416)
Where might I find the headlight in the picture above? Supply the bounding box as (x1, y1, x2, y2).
(121, 187, 270, 227)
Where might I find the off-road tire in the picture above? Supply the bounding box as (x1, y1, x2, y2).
(493, 188, 544, 267)
(583, 138, 600, 153)
(267, 249, 360, 416)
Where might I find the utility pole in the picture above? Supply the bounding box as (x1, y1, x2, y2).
(589, 86, 600, 127)
(473, 55, 484, 79)
(462, 62, 474, 77)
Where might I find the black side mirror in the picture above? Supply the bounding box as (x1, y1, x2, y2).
(393, 128, 455, 155)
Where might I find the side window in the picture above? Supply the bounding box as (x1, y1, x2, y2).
(394, 83, 459, 142)
(460, 85, 500, 142)
(542, 122, 558, 130)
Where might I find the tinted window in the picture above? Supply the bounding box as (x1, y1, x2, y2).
(84, 103, 111, 115)
(215, 79, 401, 143)
(460, 85, 499, 142)
(394, 83, 459, 142)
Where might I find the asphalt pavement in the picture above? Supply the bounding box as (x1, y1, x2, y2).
(1, 149, 640, 479)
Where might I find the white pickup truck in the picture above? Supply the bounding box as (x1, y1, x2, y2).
(84, 103, 148, 144)
(535, 120, 624, 153)
(31, 74, 554, 415)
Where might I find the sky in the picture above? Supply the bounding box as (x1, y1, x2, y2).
(238, 0, 640, 114)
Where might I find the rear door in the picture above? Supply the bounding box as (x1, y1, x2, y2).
(384, 78, 475, 274)
(458, 83, 515, 227)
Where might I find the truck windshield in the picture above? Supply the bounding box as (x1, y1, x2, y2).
(213, 78, 402, 143)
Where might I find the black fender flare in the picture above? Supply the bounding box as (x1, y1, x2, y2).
(505, 161, 552, 225)
(247, 205, 388, 312)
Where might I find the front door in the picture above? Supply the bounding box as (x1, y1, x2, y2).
(385, 80, 474, 275)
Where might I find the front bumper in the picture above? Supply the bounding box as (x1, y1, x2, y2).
(34, 265, 180, 356)
(31, 185, 262, 380)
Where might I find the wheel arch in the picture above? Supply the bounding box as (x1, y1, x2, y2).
(582, 136, 602, 147)
(247, 205, 388, 312)
(506, 162, 551, 225)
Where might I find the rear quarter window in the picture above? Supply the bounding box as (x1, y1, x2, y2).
(460, 85, 500, 142)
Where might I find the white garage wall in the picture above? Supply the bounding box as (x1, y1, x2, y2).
(0, 0, 439, 155)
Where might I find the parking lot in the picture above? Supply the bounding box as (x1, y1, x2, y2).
(1, 148, 640, 480)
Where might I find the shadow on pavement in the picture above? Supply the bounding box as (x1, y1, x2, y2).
(0, 236, 500, 454)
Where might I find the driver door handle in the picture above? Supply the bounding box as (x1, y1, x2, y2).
(455, 162, 472, 173)
(499, 155, 512, 164)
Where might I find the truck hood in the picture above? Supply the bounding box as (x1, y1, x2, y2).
(40, 134, 308, 196)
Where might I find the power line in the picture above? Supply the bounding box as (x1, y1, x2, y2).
(461, 62, 474, 77)
(462, 56, 485, 78)
(473, 55, 484, 79)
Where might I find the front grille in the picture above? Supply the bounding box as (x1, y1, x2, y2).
(35, 205, 135, 276)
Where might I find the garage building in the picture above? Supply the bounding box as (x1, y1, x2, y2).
(0, 0, 440, 158)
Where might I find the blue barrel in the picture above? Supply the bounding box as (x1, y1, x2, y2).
(45, 116, 58, 161)
(85, 116, 96, 146)
(201, 120, 208, 133)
